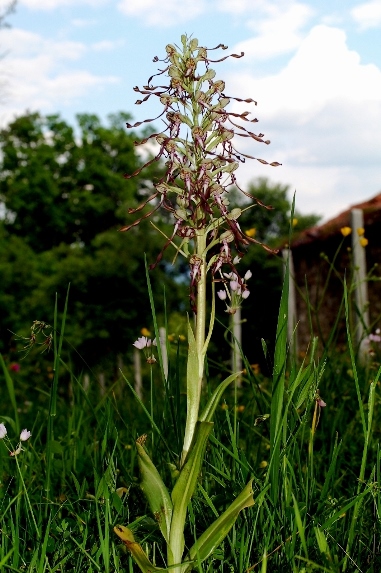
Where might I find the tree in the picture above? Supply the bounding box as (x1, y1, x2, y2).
(0, 112, 184, 376)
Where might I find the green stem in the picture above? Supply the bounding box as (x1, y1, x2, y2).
(180, 230, 208, 466)
(195, 230, 207, 384)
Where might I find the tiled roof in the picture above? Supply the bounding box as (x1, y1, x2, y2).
(291, 192, 381, 248)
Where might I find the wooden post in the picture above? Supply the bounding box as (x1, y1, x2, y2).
(98, 372, 106, 397)
(282, 247, 298, 358)
(83, 373, 90, 393)
(159, 327, 168, 380)
(350, 209, 369, 349)
(231, 306, 242, 383)
(133, 347, 143, 400)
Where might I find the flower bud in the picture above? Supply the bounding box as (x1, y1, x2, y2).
(20, 429, 32, 441)
(0, 423, 7, 439)
(217, 290, 227, 301)
(227, 208, 242, 220)
(189, 38, 199, 51)
(220, 230, 234, 243)
(174, 208, 188, 220)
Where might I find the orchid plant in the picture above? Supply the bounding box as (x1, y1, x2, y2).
(115, 35, 280, 572)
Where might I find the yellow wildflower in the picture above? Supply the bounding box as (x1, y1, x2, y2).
(251, 363, 260, 375)
(141, 327, 151, 337)
(245, 228, 256, 238)
(360, 237, 368, 247)
(259, 460, 268, 468)
(340, 226, 352, 237)
(292, 218, 298, 227)
(357, 227, 365, 236)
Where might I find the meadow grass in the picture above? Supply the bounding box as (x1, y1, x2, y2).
(1, 275, 381, 573)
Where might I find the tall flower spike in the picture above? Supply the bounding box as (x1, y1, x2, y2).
(120, 35, 280, 302)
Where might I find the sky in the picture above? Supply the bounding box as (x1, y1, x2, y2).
(0, 0, 381, 221)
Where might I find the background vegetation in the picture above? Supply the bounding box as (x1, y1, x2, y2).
(0, 112, 319, 383)
(3, 110, 379, 573)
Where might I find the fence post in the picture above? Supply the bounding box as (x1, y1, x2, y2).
(159, 326, 168, 380)
(350, 208, 369, 350)
(133, 347, 143, 400)
(231, 306, 242, 384)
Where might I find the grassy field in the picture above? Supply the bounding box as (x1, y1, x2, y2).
(1, 280, 381, 573)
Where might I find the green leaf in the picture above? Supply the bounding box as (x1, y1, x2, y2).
(136, 438, 173, 542)
(169, 421, 213, 567)
(186, 480, 255, 568)
(199, 371, 242, 423)
(114, 526, 165, 573)
(49, 440, 64, 455)
(181, 320, 200, 464)
(269, 251, 289, 503)
(0, 354, 19, 432)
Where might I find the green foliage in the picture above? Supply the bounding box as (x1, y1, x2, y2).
(0, 111, 184, 372)
(1, 291, 381, 572)
(228, 178, 321, 370)
(240, 177, 320, 245)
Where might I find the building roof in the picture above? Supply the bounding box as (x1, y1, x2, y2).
(291, 191, 381, 248)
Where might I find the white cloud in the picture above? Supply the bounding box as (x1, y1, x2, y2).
(117, 0, 205, 26)
(20, 0, 105, 9)
(351, 0, 381, 30)
(232, 2, 314, 60)
(2, 28, 86, 60)
(71, 18, 97, 27)
(218, 0, 266, 14)
(0, 27, 119, 124)
(226, 25, 381, 218)
(91, 40, 125, 52)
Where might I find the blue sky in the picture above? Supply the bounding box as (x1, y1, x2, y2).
(1, 0, 381, 220)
